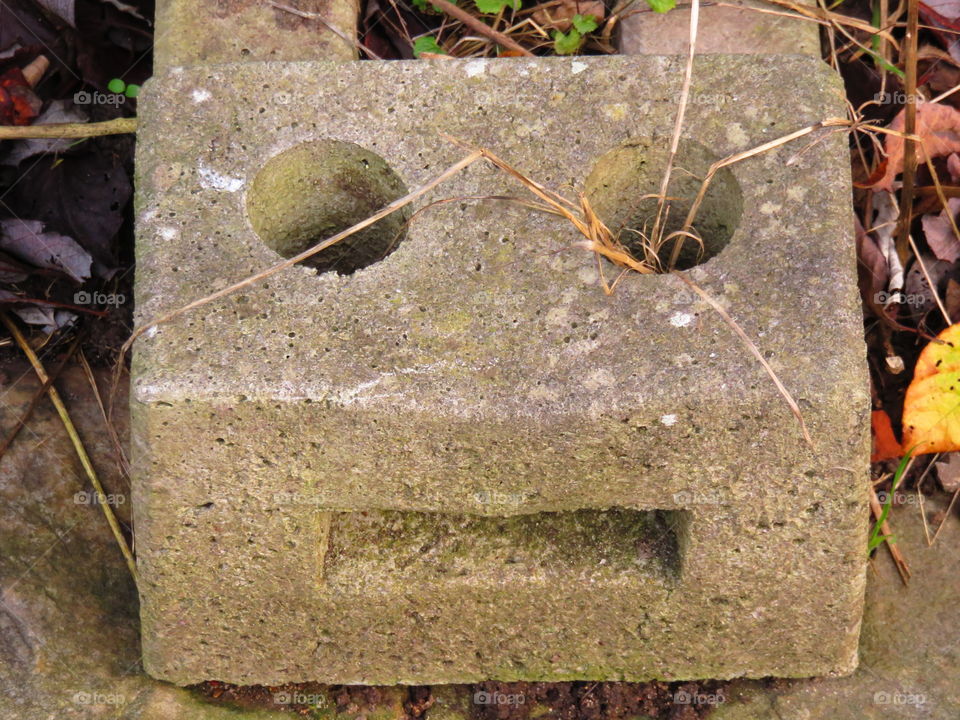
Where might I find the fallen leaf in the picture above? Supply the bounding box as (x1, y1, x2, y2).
(921, 196, 960, 262)
(533, 0, 604, 32)
(8, 150, 132, 274)
(0, 218, 91, 282)
(903, 322, 960, 453)
(948, 277, 960, 319)
(868, 102, 960, 192)
(872, 409, 904, 462)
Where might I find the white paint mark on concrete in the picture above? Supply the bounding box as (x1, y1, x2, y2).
(571, 60, 588, 74)
(669, 312, 693, 327)
(145, 326, 159, 339)
(191, 88, 211, 103)
(661, 414, 678, 426)
(465, 60, 487, 77)
(159, 226, 177, 241)
(197, 162, 244, 192)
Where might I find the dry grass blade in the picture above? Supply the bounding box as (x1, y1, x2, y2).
(657, 0, 698, 267)
(870, 484, 912, 583)
(79, 350, 130, 481)
(679, 118, 852, 241)
(1, 312, 138, 586)
(672, 272, 816, 451)
(119, 150, 484, 360)
(896, 0, 920, 265)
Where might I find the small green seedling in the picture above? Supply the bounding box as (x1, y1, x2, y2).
(867, 449, 914, 554)
(108, 77, 141, 98)
(413, 36, 447, 57)
(552, 14, 598, 55)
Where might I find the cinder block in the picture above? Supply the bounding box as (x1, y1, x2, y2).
(619, 0, 820, 57)
(153, 0, 359, 67)
(132, 55, 869, 685)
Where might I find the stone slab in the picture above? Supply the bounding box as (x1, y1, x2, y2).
(153, 0, 358, 68)
(131, 54, 868, 685)
(620, 1, 820, 57)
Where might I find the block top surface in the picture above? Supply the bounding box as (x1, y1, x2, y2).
(133, 55, 861, 427)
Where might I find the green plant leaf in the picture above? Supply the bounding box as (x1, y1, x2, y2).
(413, 36, 447, 57)
(645, 0, 675, 12)
(571, 13, 598, 34)
(475, 0, 521, 13)
(553, 28, 584, 55)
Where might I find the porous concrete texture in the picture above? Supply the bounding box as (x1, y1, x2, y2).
(620, 0, 820, 57)
(153, 0, 358, 68)
(132, 54, 868, 685)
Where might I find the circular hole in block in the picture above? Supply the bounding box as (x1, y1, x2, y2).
(246, 140, 410, 275)
(584, 138, 743, 270)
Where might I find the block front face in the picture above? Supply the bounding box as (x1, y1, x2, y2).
(132, 56, 870, 684)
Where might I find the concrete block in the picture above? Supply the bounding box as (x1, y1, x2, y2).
(153, 0, 358, 68)
(619, 1, 820, 57)
(131, 54, 869, 685)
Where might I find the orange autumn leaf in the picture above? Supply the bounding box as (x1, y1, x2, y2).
(871, 409, 904, 462)
(868, 102, 960, 192)
(902, 322, 960, 453)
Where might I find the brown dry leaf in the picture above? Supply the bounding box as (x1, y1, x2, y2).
(920, 196, 960, 262)
(532, 0, 605, 32)
(869, 102, 960, 192)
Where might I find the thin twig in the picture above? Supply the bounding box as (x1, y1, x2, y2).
(429, 0, 535, 56)
(672, 272, 815, 450)
(931, 486, 959, 544)
(79, 350, 130, 482)
(1, 313, 138, 585)
(0, 117, 137, 140)
(659, 0, 699, 268)
(896, 0, 919, 265)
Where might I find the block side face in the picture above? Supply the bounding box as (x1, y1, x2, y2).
(132, 395, 869, 684)
(153, 0, 358, 68)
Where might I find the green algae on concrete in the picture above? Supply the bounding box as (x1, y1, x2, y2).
(132, 55, 869, 685)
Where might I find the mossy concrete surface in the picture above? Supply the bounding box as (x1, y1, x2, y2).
(620, 0, 820, 57)
(153, 0, 358, 67)
(132, 55, 868, 684)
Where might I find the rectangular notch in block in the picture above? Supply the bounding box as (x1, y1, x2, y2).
(322, 508, 685, 589)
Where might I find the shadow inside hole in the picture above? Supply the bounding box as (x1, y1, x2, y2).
(246, 139, 410, 275)
(583, 138, 743, 270)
